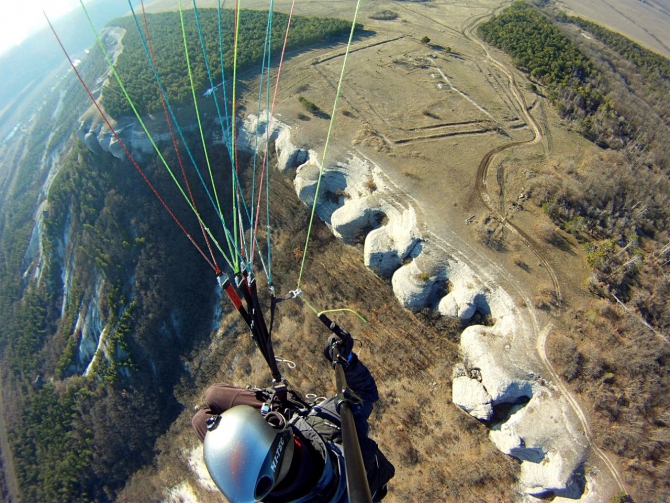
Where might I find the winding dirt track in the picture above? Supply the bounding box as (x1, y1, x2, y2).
(462, 8, 628, 496)
(461, 13, 562, 305)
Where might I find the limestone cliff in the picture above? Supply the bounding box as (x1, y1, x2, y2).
(239, 112, 590, 499)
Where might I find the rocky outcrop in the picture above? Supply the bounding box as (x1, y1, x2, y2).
(78, 274, 105, 374)
(78, 23, 208, 162)
(451, 374, 493, 421)
(459, 323, 534, 405)
(187, 445, 219, 493)
(22, 200, 47, 283)
(79, 118, 133, 159)
(238, 112, 590, 499)
(490, 389, 587, 498)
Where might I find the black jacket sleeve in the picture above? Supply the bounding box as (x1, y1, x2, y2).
(344, 353, 379, 406)
(318, 314, 379, 405)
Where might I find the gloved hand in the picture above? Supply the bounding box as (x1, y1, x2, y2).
(323, 334, 354, 365)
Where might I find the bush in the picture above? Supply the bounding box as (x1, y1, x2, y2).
(298, 96, 321, 115)
(369, 10, 398, 21)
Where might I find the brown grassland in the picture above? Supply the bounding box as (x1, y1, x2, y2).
(121, 0, 670, 501)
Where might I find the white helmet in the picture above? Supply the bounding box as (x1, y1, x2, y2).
(204, 405, 295, 502)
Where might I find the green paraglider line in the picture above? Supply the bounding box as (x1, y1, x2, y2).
(77, 0, 367, 322)
(177, 0, 238, 271)
(139, 0, 220, 274)
(45, 11, 220, 273)
(249, 0, 274, 265)
(231, 0, 244, 261)
(78, 0, 235, 271)
(299, 296, 367, 323)
(127, 0, 241, 269)
(297, 0, 363, 290)
(250, 0, 297, 287)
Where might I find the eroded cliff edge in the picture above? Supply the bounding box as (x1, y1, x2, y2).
(240, 112, 591, 500)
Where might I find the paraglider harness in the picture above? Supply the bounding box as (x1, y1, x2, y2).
(217, 271, 374, 503)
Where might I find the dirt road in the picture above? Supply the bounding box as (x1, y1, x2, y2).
(462, 7, 627, 496)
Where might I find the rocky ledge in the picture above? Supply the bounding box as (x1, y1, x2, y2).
(238, 113, 591, 500)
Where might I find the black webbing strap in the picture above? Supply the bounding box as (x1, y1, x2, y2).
(318, 313, 352, 340)
(217, 275, 250, 326)
(249, 278, 282, 381)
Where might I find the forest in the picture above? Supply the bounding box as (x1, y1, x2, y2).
(103, 8, 360, 117)
(6, 139, 223, 502)
(479, 2, 650, 151)
(0, 8, 363, 502)
(564, 14, 670, 85)
(482, 2, 670, 498)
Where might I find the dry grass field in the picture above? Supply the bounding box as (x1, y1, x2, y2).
(554, 0, 670, 58)
(123, 1, 670, 501)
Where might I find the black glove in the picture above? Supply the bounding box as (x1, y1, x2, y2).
(323, 334, 354, 364)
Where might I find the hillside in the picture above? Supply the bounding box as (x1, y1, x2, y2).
(0, 1, 669, 502)
(0, 7, 367, 503)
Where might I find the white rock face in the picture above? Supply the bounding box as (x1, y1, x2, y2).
(460, 324, 534, 405)
(439, 282, 488, 320)
(452, 376, 493, 421)
(79, 119, 133, 160)
(330, 197, 383, 245)
(187, 445, 219, 492)
(164, 482, 199, 503)
(22, 200, 47, 282)
(77, 275, 105, 374)
(490, 390, 587, 498)
(365, 207, 421, 278)
(237, 112, 590, 500)
(391, 260, 440, 311)
(84, 131, 103, 154)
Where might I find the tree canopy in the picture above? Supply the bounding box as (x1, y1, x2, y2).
(478, 2, 600, 111)
(103, 8, 359, 117)
(564, 14, 670, 83)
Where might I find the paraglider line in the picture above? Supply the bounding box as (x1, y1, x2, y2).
(127, 0, 240, 268)
(140, 0, 220, 273)
(251, 0, 297, 285)
(297, 0, 362, 289)
(178, 0, 231, 263)
(44, 12, 218, 273)
(80, 0, 235, 270)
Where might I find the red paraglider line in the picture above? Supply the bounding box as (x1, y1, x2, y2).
(45, 12, 217, 273)
(251, 0, 296, 263)
(139, 0, 220, 273)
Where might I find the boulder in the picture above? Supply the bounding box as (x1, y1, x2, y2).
(84, 131, 103, 154)
(460, 324, 533, 404)
(391, 260, 437, 310)
(237, 113, 283, 152)
(438, 285, 484, 320)
(452, 376, 493, 421)
(331, 198, 383, 244)
(294, 158, 321, 206)
(365, 207, 420, 278)
(295, 164, 351, 225)
(108, 135, 127, 159)
(489, 391, 587, 497)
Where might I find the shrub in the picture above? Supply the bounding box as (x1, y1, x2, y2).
(369, 9, 398, 21)
(298, 96, 321, 115)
